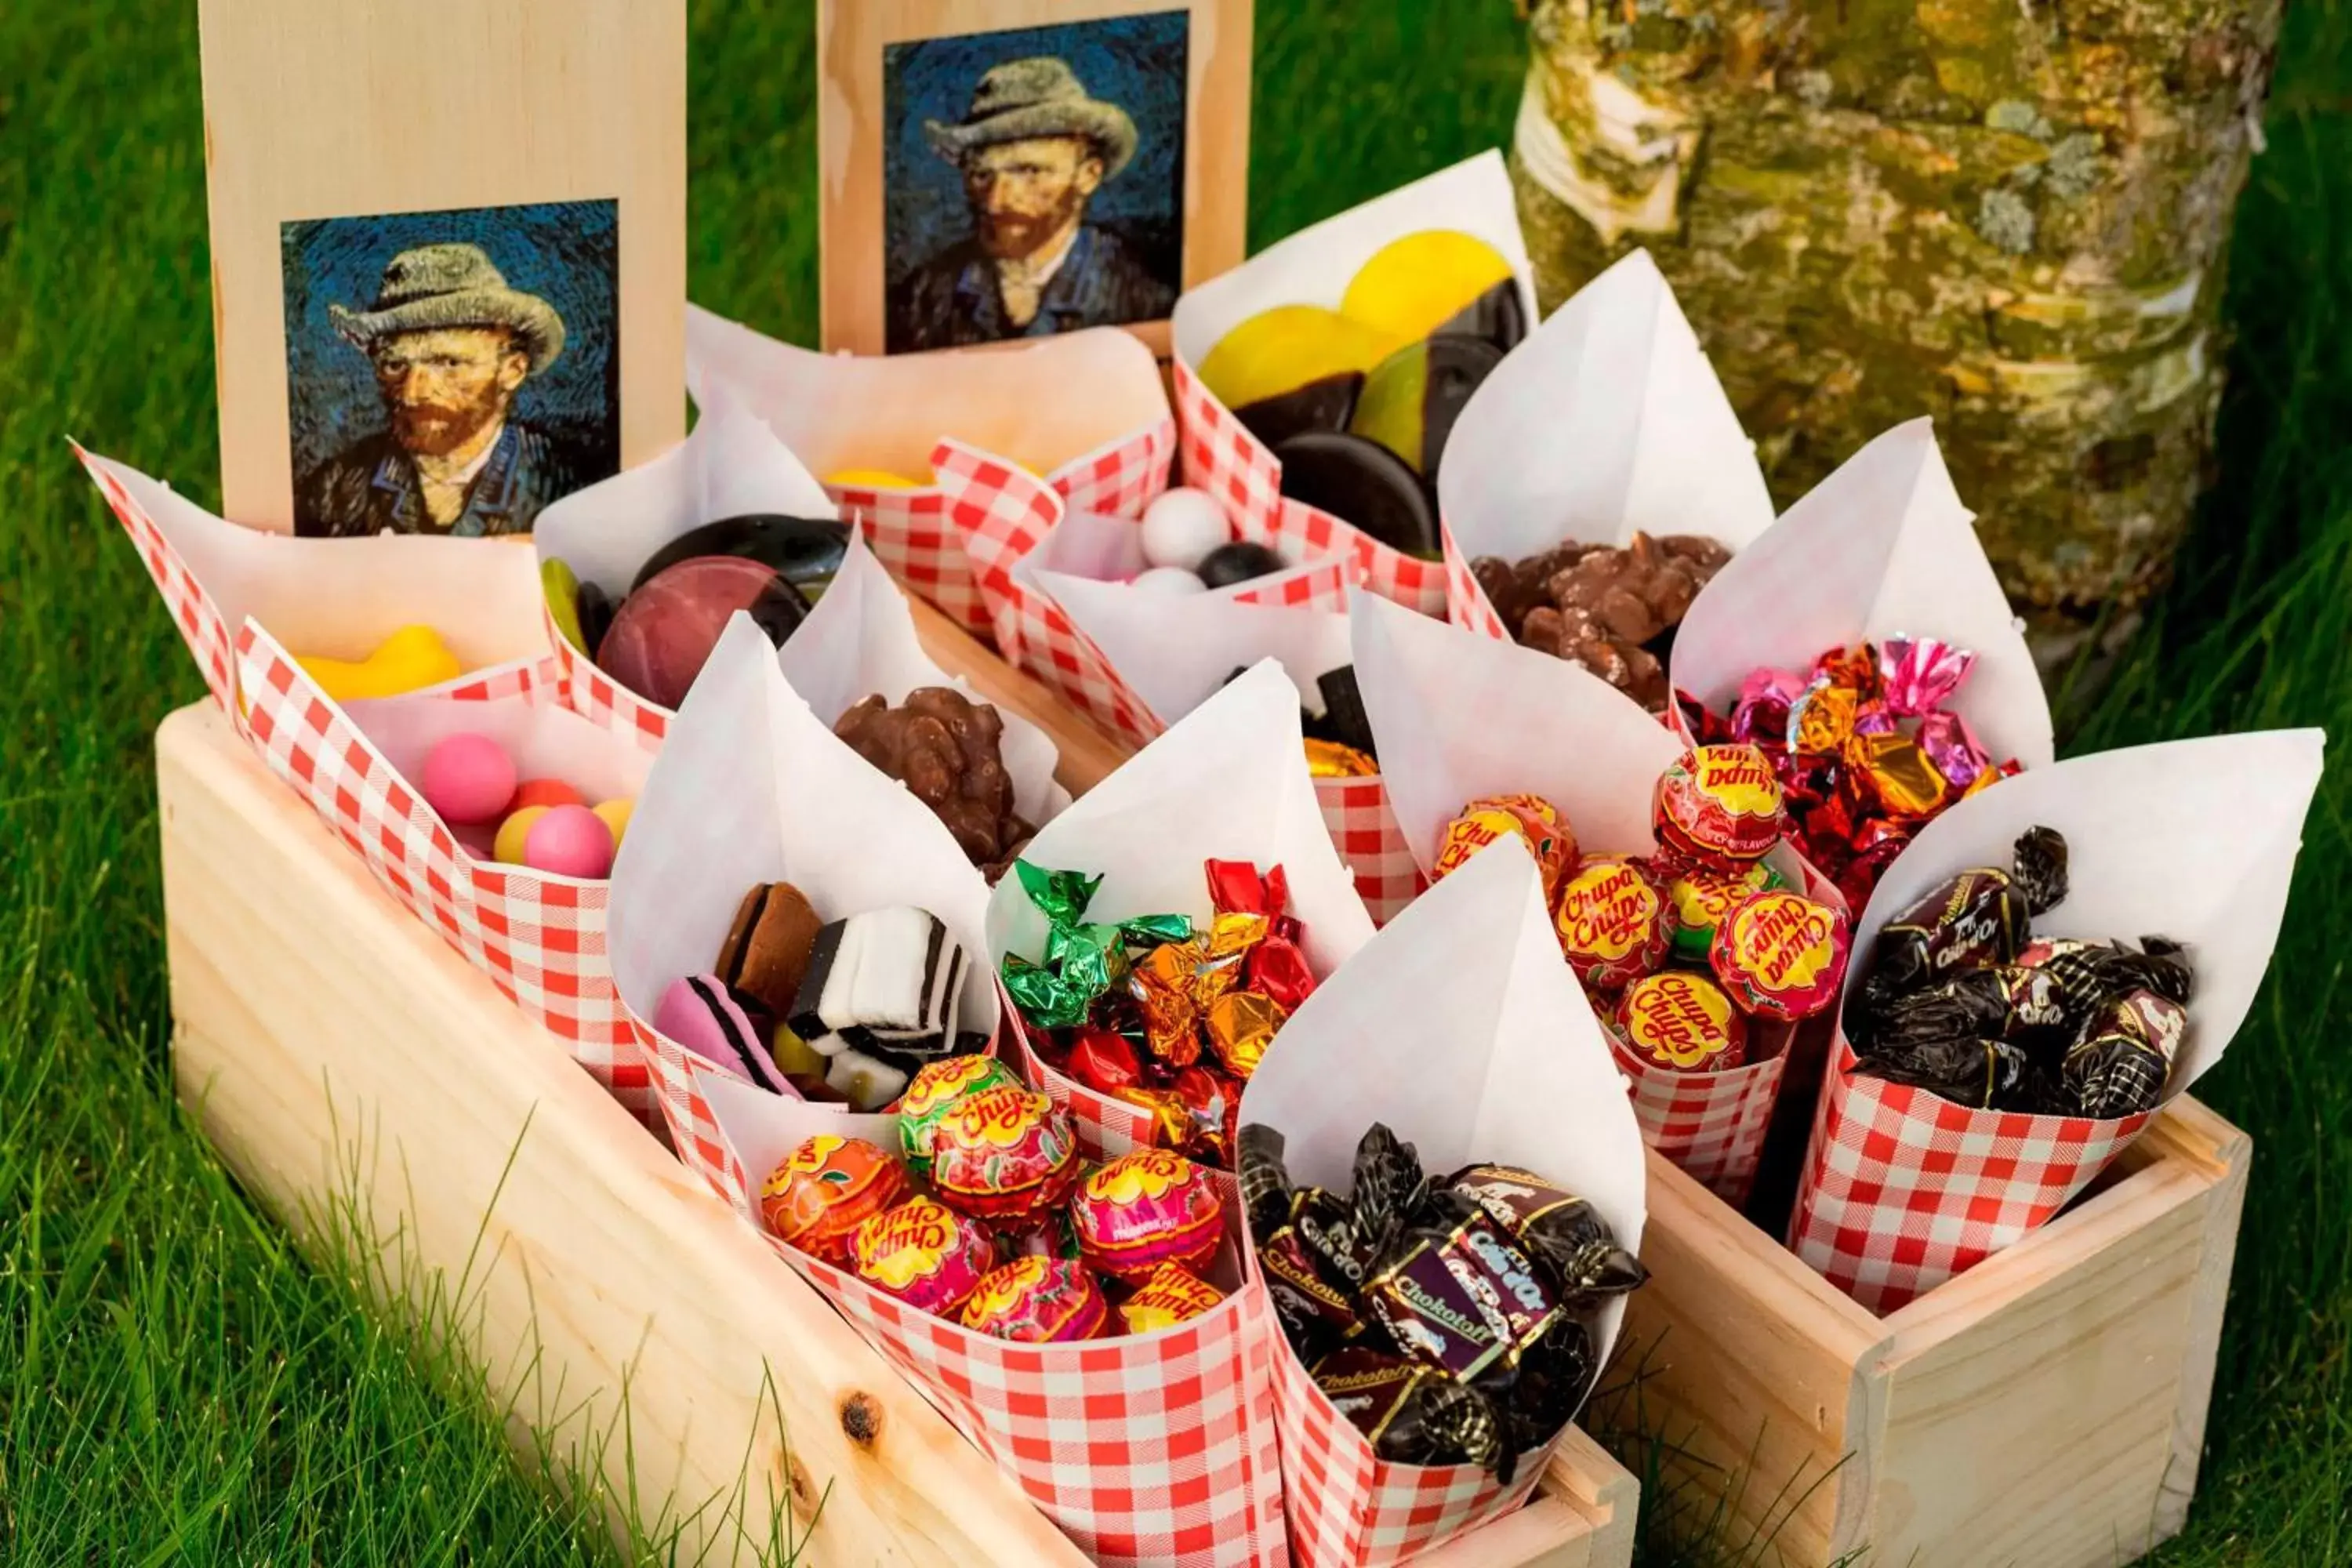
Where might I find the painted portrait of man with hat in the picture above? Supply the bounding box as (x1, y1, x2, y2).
(888, 42, 1182, 353)
(289, 230, 612, 538)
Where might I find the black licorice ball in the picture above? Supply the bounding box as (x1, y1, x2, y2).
(1274, 430, 1439, 557)
(1196, 541, 1288, 590)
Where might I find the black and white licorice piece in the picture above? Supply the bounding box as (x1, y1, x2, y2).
(789, 906, 970, 1065)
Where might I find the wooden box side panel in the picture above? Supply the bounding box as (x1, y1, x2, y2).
(1853, 1105, 2250, 1568)
(156, 704, 1079, 1568)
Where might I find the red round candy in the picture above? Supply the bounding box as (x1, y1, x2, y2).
(597, 556, 811, 710)
(1069, 1149, 1225, 1283)
(851, 1196, 997, 1318)
(759, 1135, 909, 1265)
(511, 777, 586, 812)
(928, 1085, 1081, 1222)
(1655, 746, 1785, 868)
(960, 1256, 1109, 1342)
(419, 732, 517, 826)
(1617, 971, 1748, 1073)
(1552, 855, 1671, 989)
(1710, 888, 1851, 1022)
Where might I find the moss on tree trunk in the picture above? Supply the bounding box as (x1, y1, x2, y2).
(1510, 0, 2281, 663)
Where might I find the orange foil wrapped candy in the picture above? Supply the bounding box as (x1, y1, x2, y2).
(928, 1085, 1081, 1221)
(1070, 1149, 1225, 1283)
(1207, 990, 1286, 1079)
(1553, 855, 1671, 989)
(1431, 793, 1576, 904)
(1845, 731, 1953, 821)
(851, 1196, 997, 1317)
(1710, 888, 1851, 1022)
(1654, 746, 1784, 867)
(760, 1136, 911, 1265)
(961, 1255, 1110, 1342)
(1617, 971, 1748, 1073)
(1119, 1262, 1229, 1334)
(1305, 738, 1378, 778)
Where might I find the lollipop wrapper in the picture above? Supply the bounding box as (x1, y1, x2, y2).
(687, 307, 1176, 636)
(1353, 590, 1828, 1203)
(1169, 152, 1534, 617)
(534, 390, 837, 746)
(1240, 840, 1648, 1566)
(985, 662, 1377, 1163)
(1669, 419, 2056, 779)
(77, 443, 551, 717)
(1434, 250, 1773, 640)
(666, 1030, 1290, 1567)
(1792, 729, 2323, 1312)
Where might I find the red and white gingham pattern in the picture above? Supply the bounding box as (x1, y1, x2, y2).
(1171, 360, 1448, 616)
(1607, 1033, 1787, 1207)
(546, 601, 671, 752)
(1438, 522, 1511, 641)
(1007, 1011, 1164, 1162)
(232, 623, 656, 1123)
(1789, 1036, 2152, 1314)
(1316, 775, 1425, 927)
(1268, 1313, 1551, 1566)
(80, 445, 239, 714)
(829, 419, 1178, 640)
(626, 1013, 1289, 1567)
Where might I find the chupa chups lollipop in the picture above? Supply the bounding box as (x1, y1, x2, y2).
(1431, 793, 1576, 905)
(1552, 855, 1671, 989)
(851, 1196, 997, 1318)
(960, 1255, 1109, 1342)
(1663, 859, 1780, 964)
(630, 514, 851, 601)
(1117, 1262, 1227, 1335)
(596, 556, 811, 710)
(896, 1054, 1021, 1180)
(927, 1084, 1081, 1222)
(1654, 745, 1785, 868)
(760, 1135, 911, 1265)
(1069, 1149, 1225, 1283)
(1708, 888, 1851, 1023)
(833, 689, 1036, 879)
(1616, 971, 1748, 1073)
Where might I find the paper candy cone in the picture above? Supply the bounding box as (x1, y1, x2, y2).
(1669, 419, 2056, 777)
(1791, 729, 2325, 1312)
(686, 306, 1177, 636)
(1433, 250, 1774, 640)
(680, 1073, 1290, 1568)
(1241, 840, 1648, 1566)
(533, 392, 839, 747)
(77, 444, 552, 717)
(983, 662, 1377, 1163)
(1352, 591, 1824, 1203)
(229, 621, 656, 1116)
(1169, 152, 1536, 616)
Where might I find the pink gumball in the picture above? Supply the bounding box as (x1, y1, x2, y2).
(419, 732, 517, 826)
(521, 804, 616, 879)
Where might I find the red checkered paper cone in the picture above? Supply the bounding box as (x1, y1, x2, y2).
(1168, 152, 1537, 616)
(76, 445, 553, 719)
(1241, 840, 1649, 1566)
(1352, 591, 1828, 1203)
(230, 622, 657, 1118)
(687, 305, 1176, 636)
(1793, 729, 2324, 1313)
(984, 662, 1377, 1163)
(534, 392, 840, 750)
(1433, 249, 1773, 641)
(1669, 420, 2056, 775)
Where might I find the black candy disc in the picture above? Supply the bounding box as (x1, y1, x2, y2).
(1436, 278, 1529, 358)
(1274, 430, 1439, 557)
(633, 514, 851, 595)
(1196, 540, 1288, 590)
(1232, 372, 1364, 450)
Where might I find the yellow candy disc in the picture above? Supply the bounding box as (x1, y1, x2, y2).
(1341, 230, 1515, 343)
(824, 467, 929, 490)
(1196, 304, 1399, 414)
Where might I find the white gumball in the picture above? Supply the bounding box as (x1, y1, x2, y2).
(1138, 486, 1231, 572)
(1131, 566, 1209, 595)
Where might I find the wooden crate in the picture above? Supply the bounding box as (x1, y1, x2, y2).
(152, 601, 1638, 1566)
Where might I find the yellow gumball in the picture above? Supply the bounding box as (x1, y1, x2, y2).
(825, 467, 930, 490)
(592, 797, 633, 851)
(296, 624, 463, 702)
(1341, 230, 1516, 344)
(493, 805, 550, 865)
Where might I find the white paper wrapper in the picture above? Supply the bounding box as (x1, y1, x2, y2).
(1670, 419, 2056, 775)
(1793, 728, 2325, 1312)
(984, 662, 1377, 1159)
(1350, 590, 1815, 1202)
(606, 614, 1000, 1067)
(1438, 249, 1771, 564)
(782, 532, 1071, 830)
(1241, 839, 1648, 1566)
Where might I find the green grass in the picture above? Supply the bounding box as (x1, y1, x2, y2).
(0, 0, 2345, 1563)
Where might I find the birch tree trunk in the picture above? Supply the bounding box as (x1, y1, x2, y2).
(1509, 0, 2282, 666)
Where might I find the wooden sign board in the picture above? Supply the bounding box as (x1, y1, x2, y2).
(816, 0, 1251, 360)
(198, 0, 686, 534)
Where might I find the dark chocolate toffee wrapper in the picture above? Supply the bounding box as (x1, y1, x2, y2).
(1310, 1347, 1504, 1473)
(2064, 989, 2187, 1119)
(1853, 827, 2070, 1024)
(1445, 1164, 1649, 1312)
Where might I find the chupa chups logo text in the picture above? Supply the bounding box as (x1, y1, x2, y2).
(947, 1085, 1048, 1149)
(1624, 973, 1733, 1066)
(1558, 862, 1659, 958)
(1695, 748, 1778, 811)
(1733, 893, 1834, 988)
(856, 1199, 960, 1288)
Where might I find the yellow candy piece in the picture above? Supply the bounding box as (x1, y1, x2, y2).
(494, 805, 550, 865)
(1196, 305, 1399, 415)
(825, 467, 930, 490)
(592, 797, 633, 850)
(542, 557, 586, 654)
(1341, 230, 1515, 344)
(296, 624, 463, 702)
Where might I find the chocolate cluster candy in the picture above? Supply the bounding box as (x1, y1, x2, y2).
(1000, 858, 1316, 1168)
(1846, 828, 2196, 1117)
(1243, 1123, 1642, 1479)
(1472, 533, 1730, 710)
(834, 688, 1036, 880)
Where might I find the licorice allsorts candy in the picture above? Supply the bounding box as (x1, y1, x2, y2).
(788, 906, 970, 1062)
(655, 974, 792, 1096)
